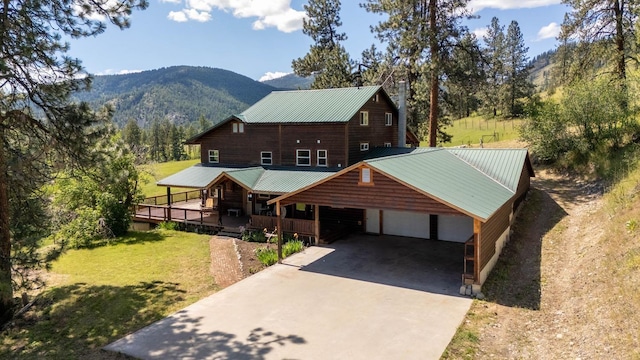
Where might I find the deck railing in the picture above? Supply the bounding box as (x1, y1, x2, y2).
(142, 190, 201, 206)
(250, 215, 315, 236)
(135, 203, 218, 225)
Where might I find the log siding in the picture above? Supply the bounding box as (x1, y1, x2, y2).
(479, 200, 513, 269)
(280, 167, 464, 215)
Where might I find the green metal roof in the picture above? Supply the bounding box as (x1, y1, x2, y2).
(156, 165, 334, 195)
(364, 149, 520, 221)
(239, 86, 383, 124)
(252, 170, 334, 195)
(156, 165, 238, 188)
(448, 148, 530, 192)
(223, 167, 265, 189)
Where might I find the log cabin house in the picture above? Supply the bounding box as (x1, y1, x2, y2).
(145, 85, 534, 289)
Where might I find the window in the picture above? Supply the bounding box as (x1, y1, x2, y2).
(296, 149, 311, 166)
(232, 122, 244, 133)
(384, 142, 392, 147)
(360, 142, 369, 152)
(208, 149, 219, 163)
(317, 150, 328, 167)
(261, 151, 272, 165)
(359, 167, 374, 185)
(360, 111, 369, 126)
(385, 113, 393, 126)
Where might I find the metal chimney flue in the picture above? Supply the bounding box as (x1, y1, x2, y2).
(398, 81, 407, 148)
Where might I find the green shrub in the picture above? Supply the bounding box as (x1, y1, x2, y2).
(283, 240, 304, 257)
(255, 247, 278, 266)
(158, 221, 179, 231)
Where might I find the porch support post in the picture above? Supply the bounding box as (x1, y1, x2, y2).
(314, 204, 320, 246)
(166, 187, 172, 221)
(276, 201, 283, 263)
(474, 218, 481, 283)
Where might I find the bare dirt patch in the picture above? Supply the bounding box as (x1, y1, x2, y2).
(234, 240, 267, 278)
(444, 167, 640, 359)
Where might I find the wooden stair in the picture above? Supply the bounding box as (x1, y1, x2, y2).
(463, 237, 475, 284)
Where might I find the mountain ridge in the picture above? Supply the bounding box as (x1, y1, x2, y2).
(73, 66, 278, 128)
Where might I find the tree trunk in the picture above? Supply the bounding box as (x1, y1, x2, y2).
(613, 0, 628, 109)
(427, 0, 438, 147)
(0, 123, 14, 325)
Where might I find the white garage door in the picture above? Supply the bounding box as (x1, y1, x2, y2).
(438, 215, 473, 242)
(382, 210, 430, 238)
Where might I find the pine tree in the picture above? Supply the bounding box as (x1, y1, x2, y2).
(482, 17, 506, 117)
(0, 0, 147, 324)
(560, 0, 639, 110)
(123, 118, 142, 149)
(560, 0, 638, 88)
(292, 0, 353, 89)
(362, 0, 470, 146)
(503, 21, 532, 116)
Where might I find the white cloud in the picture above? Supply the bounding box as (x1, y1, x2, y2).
(168, 10, 188, 22)
(164, 0, 305, 32)
(467, 0, 561, 13)
(536, 22, 561, 41)
(168, 8, 211, 22)
(159, 0, 182, 3)
(184, 8, 212, 22)
(95, 69, 143, 76)
(473, 28, 488, 40)
(252, 8, 306, 33)
(259, 71, 290, 82)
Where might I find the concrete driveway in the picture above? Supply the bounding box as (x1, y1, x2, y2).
(104, 235, 472, 359)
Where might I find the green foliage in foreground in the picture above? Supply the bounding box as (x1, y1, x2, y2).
(254, 239, 305, 266)
(255, 247, 279, 266)
(520, 78, 639, 166)
(0, 230, 215, 359)
(283, 240, 304, 257)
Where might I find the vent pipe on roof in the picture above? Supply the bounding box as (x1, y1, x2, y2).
(398, 81, 407, 148)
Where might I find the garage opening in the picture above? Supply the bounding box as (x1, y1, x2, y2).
(364, 209, 473, 243)
(319, 206, 363, 243)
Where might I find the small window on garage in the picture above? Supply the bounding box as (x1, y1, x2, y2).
(359, 167, 374, 186)
(360, 142, 369, 151)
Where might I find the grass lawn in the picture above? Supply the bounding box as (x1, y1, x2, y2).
(1, 229, 216, 360)
(421, 116, 525, 147)
(139, 159, 200, 197)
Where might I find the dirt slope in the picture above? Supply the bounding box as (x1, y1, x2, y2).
(444, 168, 640, 359)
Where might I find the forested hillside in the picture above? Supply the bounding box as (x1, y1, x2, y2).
(73, 66, 277, 127)
(261, 73, 313, 89)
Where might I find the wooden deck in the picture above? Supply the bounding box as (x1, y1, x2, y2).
(134, 196, 317, 240)
(134, 199, 250, 233)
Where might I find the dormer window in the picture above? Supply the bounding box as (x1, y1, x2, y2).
(360, 111, 369, 126)
(232, 122, 244, 133)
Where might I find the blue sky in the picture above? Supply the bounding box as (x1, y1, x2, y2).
(68, 0, 569, 81)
